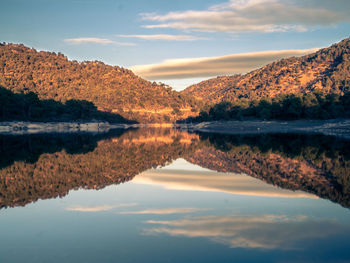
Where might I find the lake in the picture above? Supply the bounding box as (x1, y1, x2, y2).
(0, 128, 349, 263)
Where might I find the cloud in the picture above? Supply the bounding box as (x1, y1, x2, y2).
(118, 34, 208, 41)
(64, 37, 135, 46)
(66, 203, 137, 212)
(133, 169, 317, 199)
(144, 214, 348, 249)
(131, 48, 318, 80)
(119, 207, 206, 215)
(140, 0, 350, 33)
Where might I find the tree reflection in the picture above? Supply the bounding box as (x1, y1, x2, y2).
(0, 129, 349, 209)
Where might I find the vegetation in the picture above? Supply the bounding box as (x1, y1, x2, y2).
(0, 87, 132, 123)
(0, 128, 349, 209)
(180, 91, 350, 122)
(0, 128, 199, 209)
(1, 38, 350, 123)
(183, 38, 350, 104)
(186, 132, 350, 208)
(0, 43, 200, 123)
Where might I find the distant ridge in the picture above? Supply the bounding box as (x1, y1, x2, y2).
(0, 43, 199, 122)
(182, 38, 350, 104)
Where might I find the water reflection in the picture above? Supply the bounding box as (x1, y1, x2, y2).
(143, 214, 349, 250)
(0, 129, 349, 262)
(66, 203, 137, 212)
(187, 132, 350, 207)
(0, 128, 198, 209)
(0, 128, 349, 209)
(135, 166, 317, 198)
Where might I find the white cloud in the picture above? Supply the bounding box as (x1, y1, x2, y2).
(64, 37, 135, 46)
(144, 214, 348, 249)
(119, 207, 206, 215)
(140, 0, 350, 33)
(131, 48, 318, 80)
(118, 34, 208, 41)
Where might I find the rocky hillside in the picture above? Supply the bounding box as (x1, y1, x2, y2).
(0, 43, 199, 122)
(183, 38, 350, 104)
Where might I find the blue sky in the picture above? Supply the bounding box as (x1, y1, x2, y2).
(1, 0, 349, 90)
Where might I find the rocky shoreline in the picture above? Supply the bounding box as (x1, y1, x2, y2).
(0, 121, 133, 134)
(2, 119, 350, 138)
(178, 119, 350, 139)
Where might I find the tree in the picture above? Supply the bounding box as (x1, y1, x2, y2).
(282, 95, 302, 119)
(257, 99, 272, 120)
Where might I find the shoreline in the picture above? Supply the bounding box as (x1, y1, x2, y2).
(2, 119, 350, 139)
(0, 121, 134, 135)
(177, 119, 350, 139)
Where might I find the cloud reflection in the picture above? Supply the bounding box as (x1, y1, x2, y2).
(134, 169, 317, 199)
(144, 215, 347, 249)
(66, 203, 137, 212)
(120, 207, 206, 215)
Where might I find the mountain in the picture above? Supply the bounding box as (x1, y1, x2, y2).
(183, 38, 350, 104)
(0, 43, 199, 122)
(1, 38, 349, 122)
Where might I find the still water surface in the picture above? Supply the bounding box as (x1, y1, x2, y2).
(0, 128, 349, 263)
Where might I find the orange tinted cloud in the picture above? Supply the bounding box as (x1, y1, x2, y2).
(131, 48, 318, 80)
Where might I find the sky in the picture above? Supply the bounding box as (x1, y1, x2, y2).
(1, 0, 349, 90)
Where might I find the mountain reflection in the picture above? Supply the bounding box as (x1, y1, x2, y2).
(0, 128, 349, 209)
(0, 128, 199, 209)
(187, 132, 350, 208)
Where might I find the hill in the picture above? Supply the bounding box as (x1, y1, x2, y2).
(0, 43, 199, 122)
(183, 38, 350, 104)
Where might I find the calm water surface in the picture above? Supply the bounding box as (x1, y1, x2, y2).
(0, 128, 349, 263)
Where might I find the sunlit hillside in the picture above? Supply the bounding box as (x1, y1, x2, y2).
(0, 43, 200, 123)
(183, 38, 350, 104)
